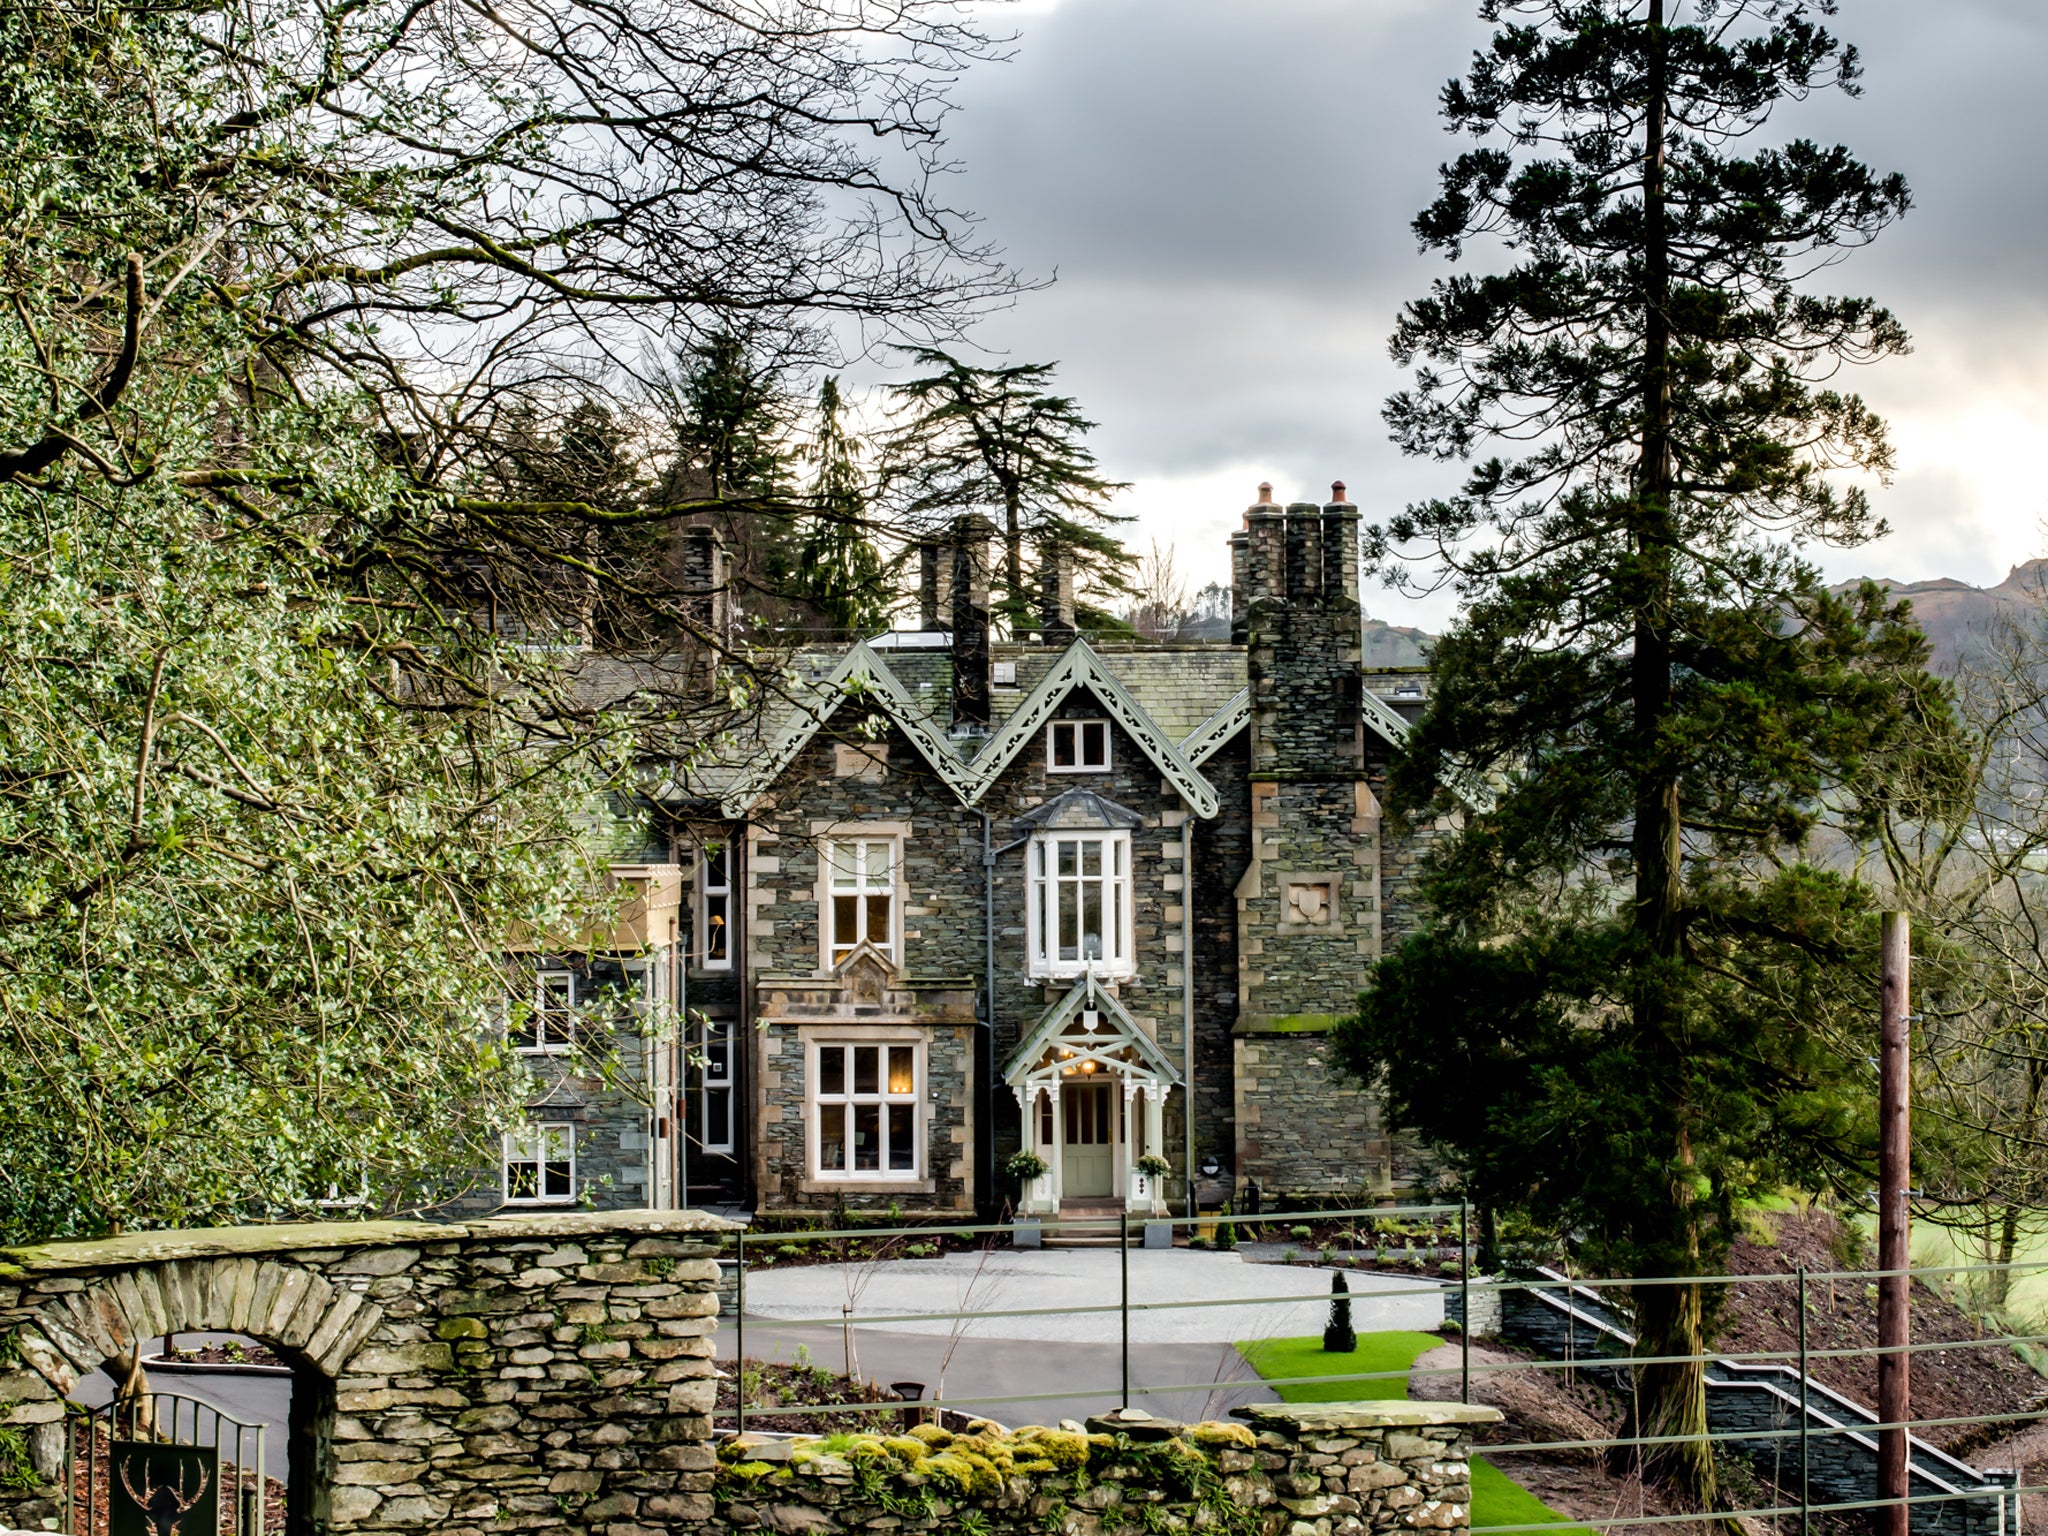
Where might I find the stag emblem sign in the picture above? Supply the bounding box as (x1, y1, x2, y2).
(111, 1443, 217, 1536)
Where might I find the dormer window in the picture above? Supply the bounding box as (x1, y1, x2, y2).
(1048, 719, 1110, 773)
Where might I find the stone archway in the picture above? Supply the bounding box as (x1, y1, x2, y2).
(0, 1210, 733, 1534)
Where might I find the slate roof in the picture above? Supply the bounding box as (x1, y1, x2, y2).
(635, 631, 1455, 820)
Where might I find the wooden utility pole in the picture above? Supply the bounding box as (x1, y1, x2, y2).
(1878, 911, 1911, 1536)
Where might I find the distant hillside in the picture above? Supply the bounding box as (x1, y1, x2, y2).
(1832, 560, 2048, 674)
(1362, 619, 1433, 668)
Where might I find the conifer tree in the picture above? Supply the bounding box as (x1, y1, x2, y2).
(1335, 0, 1951, 1499)
(879, 349, 1132, 633)
(796, 378, 890, 637)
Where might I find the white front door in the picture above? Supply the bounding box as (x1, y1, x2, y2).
(1061, 1081, 1115, 1197)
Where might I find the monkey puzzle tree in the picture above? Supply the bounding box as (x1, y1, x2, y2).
(1336, 0, 1948, 1499)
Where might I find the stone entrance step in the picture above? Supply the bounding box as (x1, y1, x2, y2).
(1043, 1201, 1137, 1248)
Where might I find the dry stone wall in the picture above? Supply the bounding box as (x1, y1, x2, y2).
(705, 1399, 1500, 1536)
(0, 1210, 734, 1536)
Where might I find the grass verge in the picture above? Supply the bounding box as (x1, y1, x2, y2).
(1234, 1331, 1442, 1401)
(1235, 1330, 1592, 1536)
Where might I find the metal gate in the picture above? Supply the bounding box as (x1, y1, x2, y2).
(65, 1392, 268, 1536)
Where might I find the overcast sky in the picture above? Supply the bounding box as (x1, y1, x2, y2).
(885, 0, 2048, 631)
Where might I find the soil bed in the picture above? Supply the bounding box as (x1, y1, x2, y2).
(1718, 1208, 2044, 1453)
(715, 1356, 990, 1437)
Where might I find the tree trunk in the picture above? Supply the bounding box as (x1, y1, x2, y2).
(1624, 0, 1715, 1507)
(1004, 485, 1024, 636)
(1623, 1272, 1713, 1495)
(1994, 1203, 2022, 1309)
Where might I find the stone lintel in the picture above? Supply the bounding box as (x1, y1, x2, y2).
(1233, 1400, 1504, 1430)
(0, 1209, 741, 1278)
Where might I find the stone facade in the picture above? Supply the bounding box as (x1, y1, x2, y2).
(645, 486, 1474, 1218)
(0, 1211, 732, 1536)
(703, 1400, 1501, 1536)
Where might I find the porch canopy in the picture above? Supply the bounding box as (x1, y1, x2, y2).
(1001, 972, 1183, 1109)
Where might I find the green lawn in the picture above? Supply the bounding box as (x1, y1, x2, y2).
(1234, 1330, 1443, 1401)
(1235, 1331, 1594, 1536)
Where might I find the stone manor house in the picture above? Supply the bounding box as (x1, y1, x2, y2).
(485, 484, 1464, 1221)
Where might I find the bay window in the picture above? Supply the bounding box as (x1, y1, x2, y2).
(1027, 832, 1133, 977)
(811, 1040, 921, 1179)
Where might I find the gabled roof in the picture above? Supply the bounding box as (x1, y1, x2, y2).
(715, 641, 976, 817)
(958, 641, 1220, 817)
(1000, 973, 1184, 1091)
(1179, 687, 1250, 767)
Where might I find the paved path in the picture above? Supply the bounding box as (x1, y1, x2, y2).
(736, 1248, 1445, 1344)
(717, 1320, 1269, 1429)
(72, 1334, 294, 1481)
(726, 1250, 1444, 1429)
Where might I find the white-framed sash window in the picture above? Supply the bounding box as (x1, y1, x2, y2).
(697, 841, 732, 970)
(504, 1123, 575, 1204)
(810, 1040, 922, 1179)
(1047, 719, 1110, 772)
(694, 1014, 736, 1154)
(826, 838, 896, 964)
(1027, 832, 1133, 978)
(513, 970, 578, 1054)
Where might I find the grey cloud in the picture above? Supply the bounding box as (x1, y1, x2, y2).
(882, 0, 2048, 610)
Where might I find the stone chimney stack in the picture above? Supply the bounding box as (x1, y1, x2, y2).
(919, 538, 953, 631)
(950, 513, 994, 732)
(1229, 481, 1273, 644)
(1238, 480, 1362, 775)
(1038, 544, 1077, 646)
(677, 524, 730, 693)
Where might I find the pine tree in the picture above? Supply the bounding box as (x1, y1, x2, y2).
(654, 331, 807, 629)
(795, 378, 890, 637)
(879, 349, 1132, 633)
(1335, 0, 1951, 1500)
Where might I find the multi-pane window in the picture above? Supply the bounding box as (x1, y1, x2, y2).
(1027, 833, 1132, 977)
(812, 1042, 920, 1178)
(504, 1124, 575, 1204)
(1048, 719, 1110, 772)
(826, 839, 895, 964)
(694, 1014, 736, 1154)
(513, 971, 577, 1053)
(697, 842, 732, 970)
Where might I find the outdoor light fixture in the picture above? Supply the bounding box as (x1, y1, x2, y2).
(1200, 1155, 1222, 1179)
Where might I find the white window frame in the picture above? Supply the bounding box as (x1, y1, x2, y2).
(808, 1037, 924, 1182)
(1046, 718, 1111, 773)
(694, 1014, 736, 1155)
(513, 970, 578, 1054)
(824, 836, 899, 966)
(696, 841, 733, 971)
(503, 1123, 576, 1205)
(1026, 831, 1135, 979)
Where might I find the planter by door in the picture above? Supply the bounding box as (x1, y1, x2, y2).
(1062, 1081, 1115, 1197)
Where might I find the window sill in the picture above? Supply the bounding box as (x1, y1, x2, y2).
(501, 1195, 578, 1207)
(1029, 968, 1136, 983)
(800, 1177, 934, 1195)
